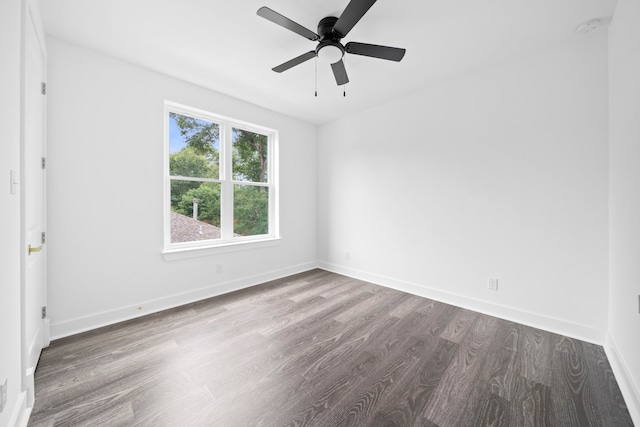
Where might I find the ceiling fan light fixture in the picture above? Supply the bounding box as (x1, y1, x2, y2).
(317, 44, 343, 64)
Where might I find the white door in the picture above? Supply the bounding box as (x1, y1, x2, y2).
(22, 0, 48, 407)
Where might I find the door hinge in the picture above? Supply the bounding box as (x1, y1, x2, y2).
(41, 82, 46, 95)
(41, 232, 46, 244)
(42, 157, 46, 169)
(41, 306, 46, 319)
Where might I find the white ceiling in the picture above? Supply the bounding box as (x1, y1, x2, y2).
(38, 0, 617, 125)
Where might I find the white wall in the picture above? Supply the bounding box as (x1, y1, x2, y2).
(318, 31, 610, 342)
(608, 0, 640, 422)
(19, 9, 640, 423)
(46, 38, 318, 338)
(0, 0, 27, 425)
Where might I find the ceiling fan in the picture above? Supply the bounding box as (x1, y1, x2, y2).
(257, 0, 406, 87)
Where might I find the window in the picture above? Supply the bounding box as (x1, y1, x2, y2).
(164, 102, 278, 252)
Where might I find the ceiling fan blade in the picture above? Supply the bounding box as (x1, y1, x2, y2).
(331, 59, 349, 86)
(345, 42, 406, 62)
(257, 7, 319, 41)
(272, 51, 317, 73)
(333, 0, 377, 38)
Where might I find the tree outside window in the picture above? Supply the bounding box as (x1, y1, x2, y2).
(165, 104, 276, 248)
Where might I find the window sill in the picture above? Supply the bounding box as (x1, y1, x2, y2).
(162, 237, 281, 261)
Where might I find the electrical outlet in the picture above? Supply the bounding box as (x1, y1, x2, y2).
(216, 264, 223, 274)
(488, 277, 499, 291)
(1, 378, 7, 413)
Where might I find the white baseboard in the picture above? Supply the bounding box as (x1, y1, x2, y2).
(605, 332, 640, 426)
(9, 391, 29, 427)
(319, 265, 637, 422)
(50, 261, 318, 340)
(45, 260, 638, 425)
(51, 259, 604, 344)
(318, 261, 605, 344)
(43, 318, 51, 348)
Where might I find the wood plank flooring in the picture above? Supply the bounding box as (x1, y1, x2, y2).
(28, 269, 634, 427)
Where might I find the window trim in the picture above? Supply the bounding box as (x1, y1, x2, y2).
(163, 101, 279, 255)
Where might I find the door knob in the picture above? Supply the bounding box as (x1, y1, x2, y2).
(28, 245, 42, 255)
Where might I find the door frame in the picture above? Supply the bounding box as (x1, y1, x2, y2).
(20, 0, 48, 408)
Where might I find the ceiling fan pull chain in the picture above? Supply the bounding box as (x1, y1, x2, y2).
(343, 57, 347, 97)
(315, 56, 318, 97)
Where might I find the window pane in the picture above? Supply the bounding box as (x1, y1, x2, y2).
(234, 185, 268, 237)
(169, 112, 220, 179)
(232, 128, 268, 183)
(170, 180, 221, 243)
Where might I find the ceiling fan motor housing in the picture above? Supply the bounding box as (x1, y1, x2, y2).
(318, 17, 340, 40)
(316, 17, 345, 63)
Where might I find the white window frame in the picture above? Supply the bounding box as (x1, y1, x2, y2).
(163, 101, 279, 258)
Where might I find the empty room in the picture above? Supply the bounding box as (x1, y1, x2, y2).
(1, 0, 639, 425)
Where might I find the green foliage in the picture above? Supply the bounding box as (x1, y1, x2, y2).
(169, 146, 219, 210)
(169, 146, 218, 178)
(170, 112, 219, 157)
(234, 186, 268, 236)
(175, 183, 221, 227)
(170, 114, 270, 237)
(170, 179, 201, 209)
(232, 130, 268, 183)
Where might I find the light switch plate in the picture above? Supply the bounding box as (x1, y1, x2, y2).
(10, 169, 18, 195)
(0, 378, 8, 413)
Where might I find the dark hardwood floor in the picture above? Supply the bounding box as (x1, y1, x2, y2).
(29, 269, 634, 426)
